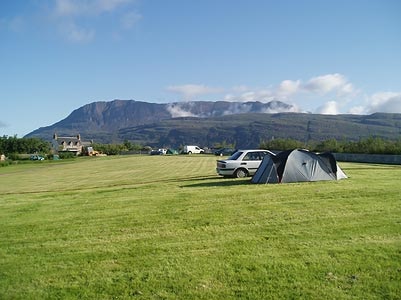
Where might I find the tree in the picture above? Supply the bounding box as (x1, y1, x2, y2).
(0, 136, 50, 156)
(260, 138, 304, 151)
(314, 138, 344, 153)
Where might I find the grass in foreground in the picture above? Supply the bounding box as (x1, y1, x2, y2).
(0, 155, 400, 299)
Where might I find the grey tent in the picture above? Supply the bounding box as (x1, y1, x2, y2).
(251, 149, 347, 184)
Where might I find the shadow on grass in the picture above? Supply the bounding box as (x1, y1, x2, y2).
(3, 175, 251, 195)
(180, 176, 251, 188)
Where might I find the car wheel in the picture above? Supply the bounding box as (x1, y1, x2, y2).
(188, 151, 192, 154)
(234, 168, 248, 178)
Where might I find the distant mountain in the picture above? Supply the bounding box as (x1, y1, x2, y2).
(25, 99, 296, 143)
(25, 99, 401, 148)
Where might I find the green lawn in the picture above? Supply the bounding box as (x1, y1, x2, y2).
(0, 155, 400, 299)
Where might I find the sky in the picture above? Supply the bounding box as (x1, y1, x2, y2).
(1, 0, 401, 137)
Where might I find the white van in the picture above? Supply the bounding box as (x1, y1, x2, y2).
(183, 145, 204, 154)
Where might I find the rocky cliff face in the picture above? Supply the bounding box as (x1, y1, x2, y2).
(25, 99, 296, 142)
(52, 100, 170, 131)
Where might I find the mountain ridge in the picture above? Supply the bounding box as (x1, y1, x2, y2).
(25, 100, 401, 148)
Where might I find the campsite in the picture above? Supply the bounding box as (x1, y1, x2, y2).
(0, 154, 400, 299)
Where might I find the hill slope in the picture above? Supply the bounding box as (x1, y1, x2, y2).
(118, 112, 401, 148)
(25, 100, 401, 147)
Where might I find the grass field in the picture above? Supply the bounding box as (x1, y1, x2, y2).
(0, 155, 400, 299)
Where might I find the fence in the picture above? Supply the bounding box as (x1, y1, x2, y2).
(333, 153, 401, 165)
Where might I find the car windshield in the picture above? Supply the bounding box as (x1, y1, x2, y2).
(228, 151, 243, 160)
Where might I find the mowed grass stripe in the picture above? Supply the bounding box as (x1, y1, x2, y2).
(0, 156, 400, 299)
(0, 155, 216, 194)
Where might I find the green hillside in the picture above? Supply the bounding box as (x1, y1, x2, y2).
(118, 113, 401, 148)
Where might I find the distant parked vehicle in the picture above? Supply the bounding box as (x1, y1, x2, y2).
(158, 148, 167, 155)
(150, 149, 167, 155)
(214, 148, 236, 156)
(30, 154, 45, 161)
(183, 145, 204, 154)
(216, 149, 274, 178)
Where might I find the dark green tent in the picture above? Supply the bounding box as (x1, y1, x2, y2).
(166, 148, 179, 155)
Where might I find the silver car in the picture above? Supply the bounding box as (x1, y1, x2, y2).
(216, 149, 274, 178)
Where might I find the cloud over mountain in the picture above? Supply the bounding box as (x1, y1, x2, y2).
(367, 92, 401, 114)
(164, 73, 399, 116)
(166, 103, 197, 118)
(165, 100, 296, 118)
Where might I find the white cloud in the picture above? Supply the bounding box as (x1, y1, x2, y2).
(166, 74, 401, 116)
(166, 100, 299, 118)
(303, 73, 354, 95)
(276, 80, 301, 97)
(367, 92, 401, 113)
(49, 0, 139, 42)
(167, 84, 223, 100)
(54, 0, 132, 16)
(166, 103, 196, 118)
(222, 101, 299, 115)
(339, 83, 354, 96)
(97, 0, 132, 12)
(315, 101, 340, 115)
(222, 103, 253, 115)
(222, 73, 354, 105)
(54, 0, 79, 16)
(348, 105, 366, 114)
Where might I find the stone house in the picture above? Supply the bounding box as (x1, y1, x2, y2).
(52, 133, 91, 155)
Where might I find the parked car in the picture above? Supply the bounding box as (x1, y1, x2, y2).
(214, 148, 236, 156)
(150, 149, 167, 155)
(216, 149, 274, 178)
(30, 154, 45, 161)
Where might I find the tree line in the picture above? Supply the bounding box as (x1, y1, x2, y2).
(260, 137, 401, 155)
(90, 141, 148, 155)
(0, 136, 51, 159)
(0, 136, 150, 158)
(2, 135, 401, 160)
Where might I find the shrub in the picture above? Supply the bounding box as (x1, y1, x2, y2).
(58, 152, 76, 159)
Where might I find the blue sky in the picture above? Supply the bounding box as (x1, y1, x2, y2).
(1, 0, 401, 137)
